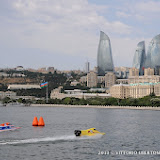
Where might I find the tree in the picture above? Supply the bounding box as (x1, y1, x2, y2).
(62, 97, 72, 104)
(150, 92, 156, 97)
(2, 97, 11, 104)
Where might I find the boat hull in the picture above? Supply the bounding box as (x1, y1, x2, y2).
(0, 125, 20, 132)
(75, 128, 105, 137)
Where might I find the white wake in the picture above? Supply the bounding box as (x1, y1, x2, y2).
(0, 134, 102, 145)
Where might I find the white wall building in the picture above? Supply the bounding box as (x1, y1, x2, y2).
(0, 91, 17, 99)
(8, 84, 41, 90)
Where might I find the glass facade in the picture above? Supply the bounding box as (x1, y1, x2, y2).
(97, 31, 114, 75)
(145, 34, 160, 69)
(132, 41, 146, 75)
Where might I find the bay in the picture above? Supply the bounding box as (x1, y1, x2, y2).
(0, 105, 160, 160)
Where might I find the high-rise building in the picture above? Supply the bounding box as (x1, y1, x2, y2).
(87, 71, 97, 88)
(132, 41, 146, 75)
(97, 31, 114, 75)
(154, 66, 160, 75)
(94, 66, 98, 74)
(145, 34, 160, 68)
(105, 72, 116, 88)
(85, 61, 90, 73)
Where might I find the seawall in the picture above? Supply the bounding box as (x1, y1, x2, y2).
(31, 104, 160, 111)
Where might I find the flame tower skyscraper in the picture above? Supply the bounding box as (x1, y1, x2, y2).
(132, 41, 146, 75)
(145, 34, 160, 69)
(97, 31, 114, 75)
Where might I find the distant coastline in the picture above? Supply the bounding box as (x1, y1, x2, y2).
(31, 104, 160, 111)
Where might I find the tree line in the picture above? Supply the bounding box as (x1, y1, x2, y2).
(2, 94, 160, 107)
(35, 95, 160, 107)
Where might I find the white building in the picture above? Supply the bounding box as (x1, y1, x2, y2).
(16, 66, 24, 71)
(8, 84, 41, 90)
(50, 88, 110, 100)
(70, 80, 80, 86)
(0, 91, 16, 99)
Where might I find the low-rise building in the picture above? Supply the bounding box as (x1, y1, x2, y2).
(0, 91, 16, 99)
(64, 89, 86, 94)
(8, 84, 41, 90)
(50, 88, 110, 99)
(37, 68, 48, 74)
(15, 66, 24, 71)
(0, 91, 39, 100)
(116, 79, 128, 84)
(89, 88, 106, 92)
(110, 82, 160, 99)
(0, 72, 9, 77)
(110, 84, 130, 99)
(128, 75, 160, 84)
(115, 67, 130, 78)
(129, 83, 154, 98)
(144, 68, 154, 76)
(47, 67, 55, 74)
(12, 73, 25, 77)
(129, 68, 139, 76)
(97, 76, 105, 83)
(0, 72, 25, 77)
(80, 76, 87, 83)
(70, 80, 80, 86)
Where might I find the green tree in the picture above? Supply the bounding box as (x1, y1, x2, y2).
(2, 97, 11, 104)
(62, 97, 72, 104)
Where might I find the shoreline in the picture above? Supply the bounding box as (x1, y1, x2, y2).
(31, 104, 160, 111)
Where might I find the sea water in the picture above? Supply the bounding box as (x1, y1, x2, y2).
(0, 105, 160, 160)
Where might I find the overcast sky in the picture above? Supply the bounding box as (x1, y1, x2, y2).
(0, 0, 160, 70)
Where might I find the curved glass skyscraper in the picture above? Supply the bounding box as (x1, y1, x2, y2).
(145, 34, 160, 68)
(97, 31, 114, 75)
(132, 41, 146, 75)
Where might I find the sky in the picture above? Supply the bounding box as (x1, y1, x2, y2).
(0, 0, 160, 70)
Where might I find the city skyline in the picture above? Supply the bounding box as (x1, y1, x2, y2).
(0, 0, 160, 70)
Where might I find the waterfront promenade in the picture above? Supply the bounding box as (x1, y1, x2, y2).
(31, 104, 160, 110)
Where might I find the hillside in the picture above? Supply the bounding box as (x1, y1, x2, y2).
(0, 70, 67, 97)
(0, 77, 39, 84)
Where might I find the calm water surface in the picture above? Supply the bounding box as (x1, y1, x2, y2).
(0, 105, 160, 160)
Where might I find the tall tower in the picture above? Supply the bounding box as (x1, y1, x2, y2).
(145, 34, 160, 69)
(85, 61, 90, 73)
(97, 31, 114, 75)
(132, 41, 146, 75)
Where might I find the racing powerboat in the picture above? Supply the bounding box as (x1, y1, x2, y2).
(74, 128, 105, 137)
(0, 123, 20, 132)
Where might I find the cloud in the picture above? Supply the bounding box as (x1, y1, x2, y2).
(114, 0, 160, 25)
(116, 11, 131, 18)
(136, 1, 160, 13)
(12, 0, 132, 34)
(2, 0, 158, 70)
(0, 0, 133, 70)
(111, 36, 152, 67)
